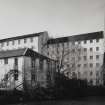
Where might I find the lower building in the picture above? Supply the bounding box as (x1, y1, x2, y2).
(0, 48, 56, 91)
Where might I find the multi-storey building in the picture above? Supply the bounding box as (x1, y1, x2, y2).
(0, 31, 56, 90)
(0, 30, 104, 87)
(47, 31, 104, 86)
(0, 48, 56, 90)
(0, 31, 49, 54)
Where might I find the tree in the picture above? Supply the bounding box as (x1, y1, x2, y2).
(48, 39, 83, 80)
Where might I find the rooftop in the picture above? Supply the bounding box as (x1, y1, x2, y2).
(47, 31, 104, 44)
(0, 48, 55, 60)
(0, 31, 47, 43)
(0, 48, 26, 58)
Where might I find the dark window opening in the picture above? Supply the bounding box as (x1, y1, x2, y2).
(14, 58, 18, 66)
(4, 58, 8, 64)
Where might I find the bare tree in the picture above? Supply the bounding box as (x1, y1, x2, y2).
(48, 39, 85, 80)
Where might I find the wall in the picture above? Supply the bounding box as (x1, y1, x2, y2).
(47, 38, 104, 86)
(23, 55, 56, 90)
(0, 36, 39, 52)
(38, 31, 49, 55)
(0, 57, 24, 90)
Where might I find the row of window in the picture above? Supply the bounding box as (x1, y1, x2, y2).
(0, 45, 35, 51)
(84, 47, 99, 52)
(4, 58, 18, 65)
(77, 39, 100, 44)
(89, 79, 101, 85)
(49, 47, 100, 56)
(82, 55, 100, 60)
(1, 37, 34, 47)
(70, 47, 99, 53)
(89, 71, 100, 77)
(49, 38, 101, 48)
(65, 55, 100, 61)
(78, 63, 100, 68)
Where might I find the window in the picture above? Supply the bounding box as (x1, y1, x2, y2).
(78, 57, 81, 61)
(31, 58, 35, 68)
(90, 71, 93, 76)
(18, 39, 20, 44)
(14, 58, 18, 66)
(7, 41, 9, 46)
(47, 45, 49, 48)
(96, 39, 99, 43)
(90, 80, 93, 85)
(57, 43, 59, 48)
(96, 47, 99, 51)
(84, 71, 87, 75)
(96, 63, 100, 67)
(90, 48, 93, 52)
(84, 64, 87, 67)
(90, 63, 93, 68)
(96, 79, 99, 85)
(78, 72, 81, 77)
(72, 42, 75, 45)
(78, 41, 81, 44)
(47, 52, 49, 56)
(31, 46, 34, 50)
(57, 47, 59, 53)
(84, 48, 87, 52)
(78, 49, 81, 52)
(84, 40, 87, 44)
(72, 57, 75, 61)
(72, 49, 75, 53)
(62, 43, 64, 48)
(24, 38, 27, 43)
(96, 55, 99, 59)
(78, 64, 81, 67)
(67, 57, 69, 61)
(62, 43, 64, 46)
(4, 58, 8, 64)
(40, 60, 43, 71)
(32, 74, 35, 81)
(12, 40, 14, 45)
(90, 56, 93, 60)
(84, 56, 87, 60)
(96, 71, 99, 76)
(67, 64, 69, 68)
(1, 42, 4, 47)
(90, 39, 93, 43)
(30, 37, 33, 42)
(67, 42, 69, 47)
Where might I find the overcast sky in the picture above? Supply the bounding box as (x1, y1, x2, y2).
(0, 0, 105, 39)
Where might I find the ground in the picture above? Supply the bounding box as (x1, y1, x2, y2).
(7, 96, 105, 105)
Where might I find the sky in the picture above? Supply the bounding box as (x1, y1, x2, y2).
(0, 0, 105, 39)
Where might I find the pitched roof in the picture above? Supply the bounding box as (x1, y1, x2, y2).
(0, 48, 55, 61)
(0, 31, 47, 43)
(0, 48, 26, 59)
(47, 31, 104, 44)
